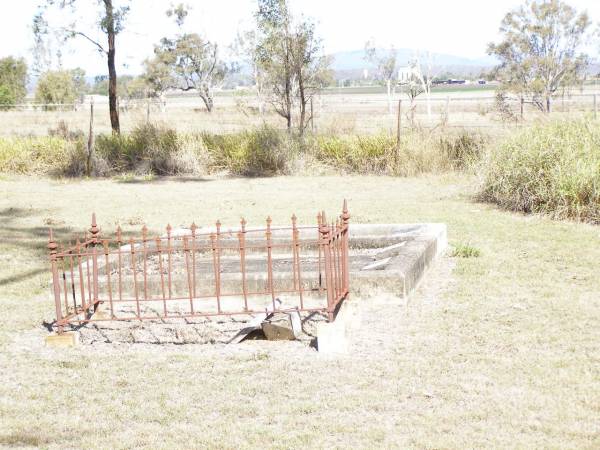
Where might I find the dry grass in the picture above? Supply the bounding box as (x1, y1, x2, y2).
(0, 174, 599, 448)
(1, 89, 596, 137)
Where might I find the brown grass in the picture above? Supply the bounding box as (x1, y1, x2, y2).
(0, 174, 598, 448)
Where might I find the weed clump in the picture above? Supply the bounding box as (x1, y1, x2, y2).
(312, 129, 485, 176)
(450, 243, 481, 258)
(203, 125, 293, 176)
(478, 119, 600, 224)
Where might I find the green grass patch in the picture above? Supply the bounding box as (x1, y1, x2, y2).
(450, 242, 481, 258)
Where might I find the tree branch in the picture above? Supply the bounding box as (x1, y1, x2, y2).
(63, 28, 107, 54)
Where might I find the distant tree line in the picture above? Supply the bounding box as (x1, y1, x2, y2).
(0, 0, 592, 134)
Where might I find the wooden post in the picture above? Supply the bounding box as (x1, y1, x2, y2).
(396, 99, 402, 146)
(520, 97, 525, 121)
(146, 99, 151, 124)
(86, 97, 94, 177)
(594, 94, 597, 120)
(445, 96, 450, 126)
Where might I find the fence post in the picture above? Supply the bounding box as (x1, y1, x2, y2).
(320, 212, 334, 322)
(89, 213, 100, 313)
(396, 99, 402, 146)
(594, 94, 597, 120)
(445, 96, 450, 126)
(146, 99, 151, 124)
(520, 96, 525, 121)
(48, 229, 64, 333)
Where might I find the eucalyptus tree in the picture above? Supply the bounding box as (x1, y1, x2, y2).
(0, 57, 28, 107)
(254, 0, 331, 134)
(34, 0, 130, 133)
(144, 4, 227, 112)
(488, 0, 592, 113)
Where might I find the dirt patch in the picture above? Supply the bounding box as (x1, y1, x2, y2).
(75, 311, 328, 345)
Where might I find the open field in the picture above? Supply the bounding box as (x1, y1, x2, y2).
(2, 86, 600, 136)
(0, 174, 599, 448)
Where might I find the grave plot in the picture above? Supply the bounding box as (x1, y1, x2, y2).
(45, 201, 446, 346)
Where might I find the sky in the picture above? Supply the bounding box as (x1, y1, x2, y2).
(1, 0, 600, 76)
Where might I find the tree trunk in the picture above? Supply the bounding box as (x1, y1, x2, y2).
(200, 89, 214, 112)
(104, 0, 120, 134)
(546, 96, 552, 113)
(285, 76, 292, 132)
(298, 73, 306, 136)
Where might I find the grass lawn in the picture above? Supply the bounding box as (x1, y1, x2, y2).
(0, 173, 598, 449)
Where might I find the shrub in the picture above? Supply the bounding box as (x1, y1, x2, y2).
(95, 123, 202, 175)
(35, 70, 80, 110)
(202, 125, 293, 176)
(438, 131, 486, 170)
(478, 119, 600, 224)
(0, 136, 72, 174)
(312, 129, 486, 176)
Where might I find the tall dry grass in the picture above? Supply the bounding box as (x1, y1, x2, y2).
(478, 118, 600, 224)
(0, 123, 485, 178)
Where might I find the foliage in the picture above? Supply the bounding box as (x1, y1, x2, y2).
(450, 243, 481, 258)
(35, 69, 86, 108)
(90, 75, 148, 99)
(312, 130, 485, 176)
(254, 0, 332, 133)
(144, 5, 227, 111)
(34, 0, 131, 133)
(478, 118, 600, 223)
(202, 125, 292, 176)
(0, 136, 74, 174)
(488, 0, 592, 113)
(0, 124, 490, 179)
(0, 57, 28, 107)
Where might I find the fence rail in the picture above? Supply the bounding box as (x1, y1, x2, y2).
(4, 90, 600, 136)
(48, 202, 350, 332)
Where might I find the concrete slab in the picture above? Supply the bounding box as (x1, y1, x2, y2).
(45, 332, 79, 348)
(316, 320, 348, 354)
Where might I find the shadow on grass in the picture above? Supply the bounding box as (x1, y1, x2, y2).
(115, 175, 212, 184)
(0, 207, 76, 287)
(0, 268, 46, 287)
(0, 432, 52, 448)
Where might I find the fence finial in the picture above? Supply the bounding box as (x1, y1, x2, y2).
(89, 213, 100, 243)
(266, 216, 272, 236)
(240, 217, 246, 233)
(191, 222, 197, 236)
(116, 225, 122, 243)
(342, 200, 350, 227)
(47, 229, 58, 256)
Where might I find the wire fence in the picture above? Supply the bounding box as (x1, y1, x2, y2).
(2, 90, 600, 136)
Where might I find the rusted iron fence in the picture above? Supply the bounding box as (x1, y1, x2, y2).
(48, 202, 350, 333)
